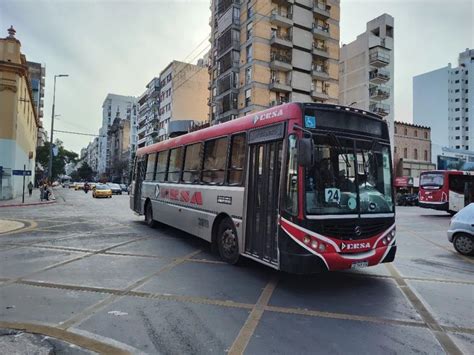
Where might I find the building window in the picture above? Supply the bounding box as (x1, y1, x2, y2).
(455, 136, 460, 140)
(247, 2, 253, 18)
(394, 126, 397, 134)
(455, 127, 460, 130)
(247, 21, 253, 40)
(424, 150, 428, 161)
(403, 147, 407, 158)
(404, 127, 408, 135)
(394, 146, 397, 153)
(424, 131, 428, 139)
(245, 88, 251, 107)
(414, 130, 418, 137)
(246, 44, 253, 62)
(414, 148, 418, 160)
(455, 108, 460, 112)
(246, 66, 252, 84)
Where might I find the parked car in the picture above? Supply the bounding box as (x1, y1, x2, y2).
(120, 184, 128, 193)
(397, 193, 419, 206)
(107, 183, 122, 195)
(447, 203, 474, 256)
(74, 182, 85, 191)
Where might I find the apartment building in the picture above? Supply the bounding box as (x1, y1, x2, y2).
(414, 48, 473, 158)
(157, 60, 209, 141)
(0, 27, 39, 199)
(108, 116, 131, 183)
(86, 137, 99, 174)
(339, 14, 394, 146)
(208, 0, 340, 124)
(98, 94, 137, 175)
(137, 77, 160, 149)
(393, 121, 435, 183)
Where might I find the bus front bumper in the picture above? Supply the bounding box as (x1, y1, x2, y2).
(419, 201, 448, 211)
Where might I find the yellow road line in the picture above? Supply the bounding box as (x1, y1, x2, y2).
(385, 263, 463, 355)
(228, 275, 279, 355)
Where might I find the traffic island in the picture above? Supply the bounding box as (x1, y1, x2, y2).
(0, 219, 37, 236)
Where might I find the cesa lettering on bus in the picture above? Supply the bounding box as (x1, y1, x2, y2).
(160, 188, 203, 205)
(340, 242, 371, 251)
(253, 108, 283, 124)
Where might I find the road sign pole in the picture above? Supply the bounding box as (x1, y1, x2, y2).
(22, 164, 26, 203)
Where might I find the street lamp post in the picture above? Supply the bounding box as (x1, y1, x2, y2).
(48, 74, 68, 180)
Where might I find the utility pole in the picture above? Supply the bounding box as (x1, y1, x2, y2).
(48, 74, 69, 180)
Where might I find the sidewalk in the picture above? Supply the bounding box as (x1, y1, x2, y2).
(0, 188, 58, 208)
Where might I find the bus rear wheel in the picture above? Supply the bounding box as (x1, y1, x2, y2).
(453, 233, 474, 256)
(217, 219, 240, 264)
(145, 202, 156, 228)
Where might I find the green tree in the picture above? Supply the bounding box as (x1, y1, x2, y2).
(77, 161, 94, 181)
(36, 139, 78, 179)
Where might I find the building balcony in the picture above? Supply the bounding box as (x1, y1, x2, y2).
(137, 137, 147, 147)
(369, 47, 390, 67)
(270, 78, 292, 93)
(370, 103, 390, 116)
(313, 2, 331, 19)
(312, 64, 330, 80)
(311, 89, 329, 101)
(270, 9, 293, 28)
(270, 53, 292, 71)
(369, 85, 390, 100)
(270, 32, 293, 49)
(312, 23, 330, 39)
(272, 0, 294, 5)
(312, 44, 330, 58)
(369, 68, 390, 84)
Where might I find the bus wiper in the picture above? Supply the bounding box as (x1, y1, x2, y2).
(328, 133, 351, 168)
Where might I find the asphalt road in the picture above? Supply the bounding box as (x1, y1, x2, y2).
(0, 188, 473, 354)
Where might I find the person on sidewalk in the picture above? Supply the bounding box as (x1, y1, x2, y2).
(39, 183, 44, 201)
(28, 181, 33, 197)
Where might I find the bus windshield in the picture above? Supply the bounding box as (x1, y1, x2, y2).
(420, 173, 444, 187)
(305, 135, 393, 215)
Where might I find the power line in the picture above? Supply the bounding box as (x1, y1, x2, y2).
(54, 129, 104, 137)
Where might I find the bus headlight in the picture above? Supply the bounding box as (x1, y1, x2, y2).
(303, 235, 310, 244)
(318, 243, 326, 252)
(311, 240, 318, 249)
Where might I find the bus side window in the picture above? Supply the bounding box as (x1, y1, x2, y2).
(202, 137, 228, 184)
(183, 143, 203, 183)
(228, 134, 246, 185)
(168, 147, 184, 183)
(145, 153, 157, 181)
(284, 135, 298, 215)
(155, 150, 169, 182)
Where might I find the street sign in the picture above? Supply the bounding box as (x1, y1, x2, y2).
(12, 170, 32, 176)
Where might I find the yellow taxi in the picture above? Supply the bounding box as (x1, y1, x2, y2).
(74, 182, 85, 190)
(92, 184, 112, 198)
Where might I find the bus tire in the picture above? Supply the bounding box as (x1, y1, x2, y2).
(217, 218, 240, 265)
(144, 201, 156, 228)
(453, 233, 474, 256)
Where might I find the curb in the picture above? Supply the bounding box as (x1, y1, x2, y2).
(0, 200, 57, 208)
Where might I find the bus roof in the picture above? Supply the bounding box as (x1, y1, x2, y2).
(136, 102, 386, 156)
(137, 103, 302, 156)
(420, 170, 474, 176)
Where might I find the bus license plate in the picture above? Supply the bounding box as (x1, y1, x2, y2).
(351, 261, 369, 269)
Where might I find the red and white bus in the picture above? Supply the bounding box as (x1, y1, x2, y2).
(419, 170, 474, 214)
(130, 103, 396, 273)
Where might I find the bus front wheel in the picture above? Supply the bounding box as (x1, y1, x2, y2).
(217, 219, 240, 264)
(145, 202, 156, 228)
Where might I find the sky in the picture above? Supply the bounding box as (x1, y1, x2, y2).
(1, 0, 473, 154)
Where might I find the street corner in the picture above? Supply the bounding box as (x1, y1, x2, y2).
(0, 219, 37, 235)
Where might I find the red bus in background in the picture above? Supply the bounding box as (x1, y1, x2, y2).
(419, 170, 474, 214)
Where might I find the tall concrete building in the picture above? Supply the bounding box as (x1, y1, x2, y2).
(414, 48, 473, 158)
(98, 94, 137, 176)
(208, 0, 340, 124)
(339, 14, 394, 145)
(157, 60, 209, 141)
(137, 77, 160, 149)
(0, 26, 39, 199)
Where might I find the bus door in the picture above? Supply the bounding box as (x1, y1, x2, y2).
(133, 156, 146, 213)
(245, 138, 283, 265)
(465, 181, 474, 205)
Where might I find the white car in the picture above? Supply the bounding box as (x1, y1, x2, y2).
(447, 203, 474, 256)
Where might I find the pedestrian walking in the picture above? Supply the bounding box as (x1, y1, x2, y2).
(27, 181, 33, 197)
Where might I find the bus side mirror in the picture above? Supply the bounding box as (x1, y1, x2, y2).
(298, 138, 314, 167)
